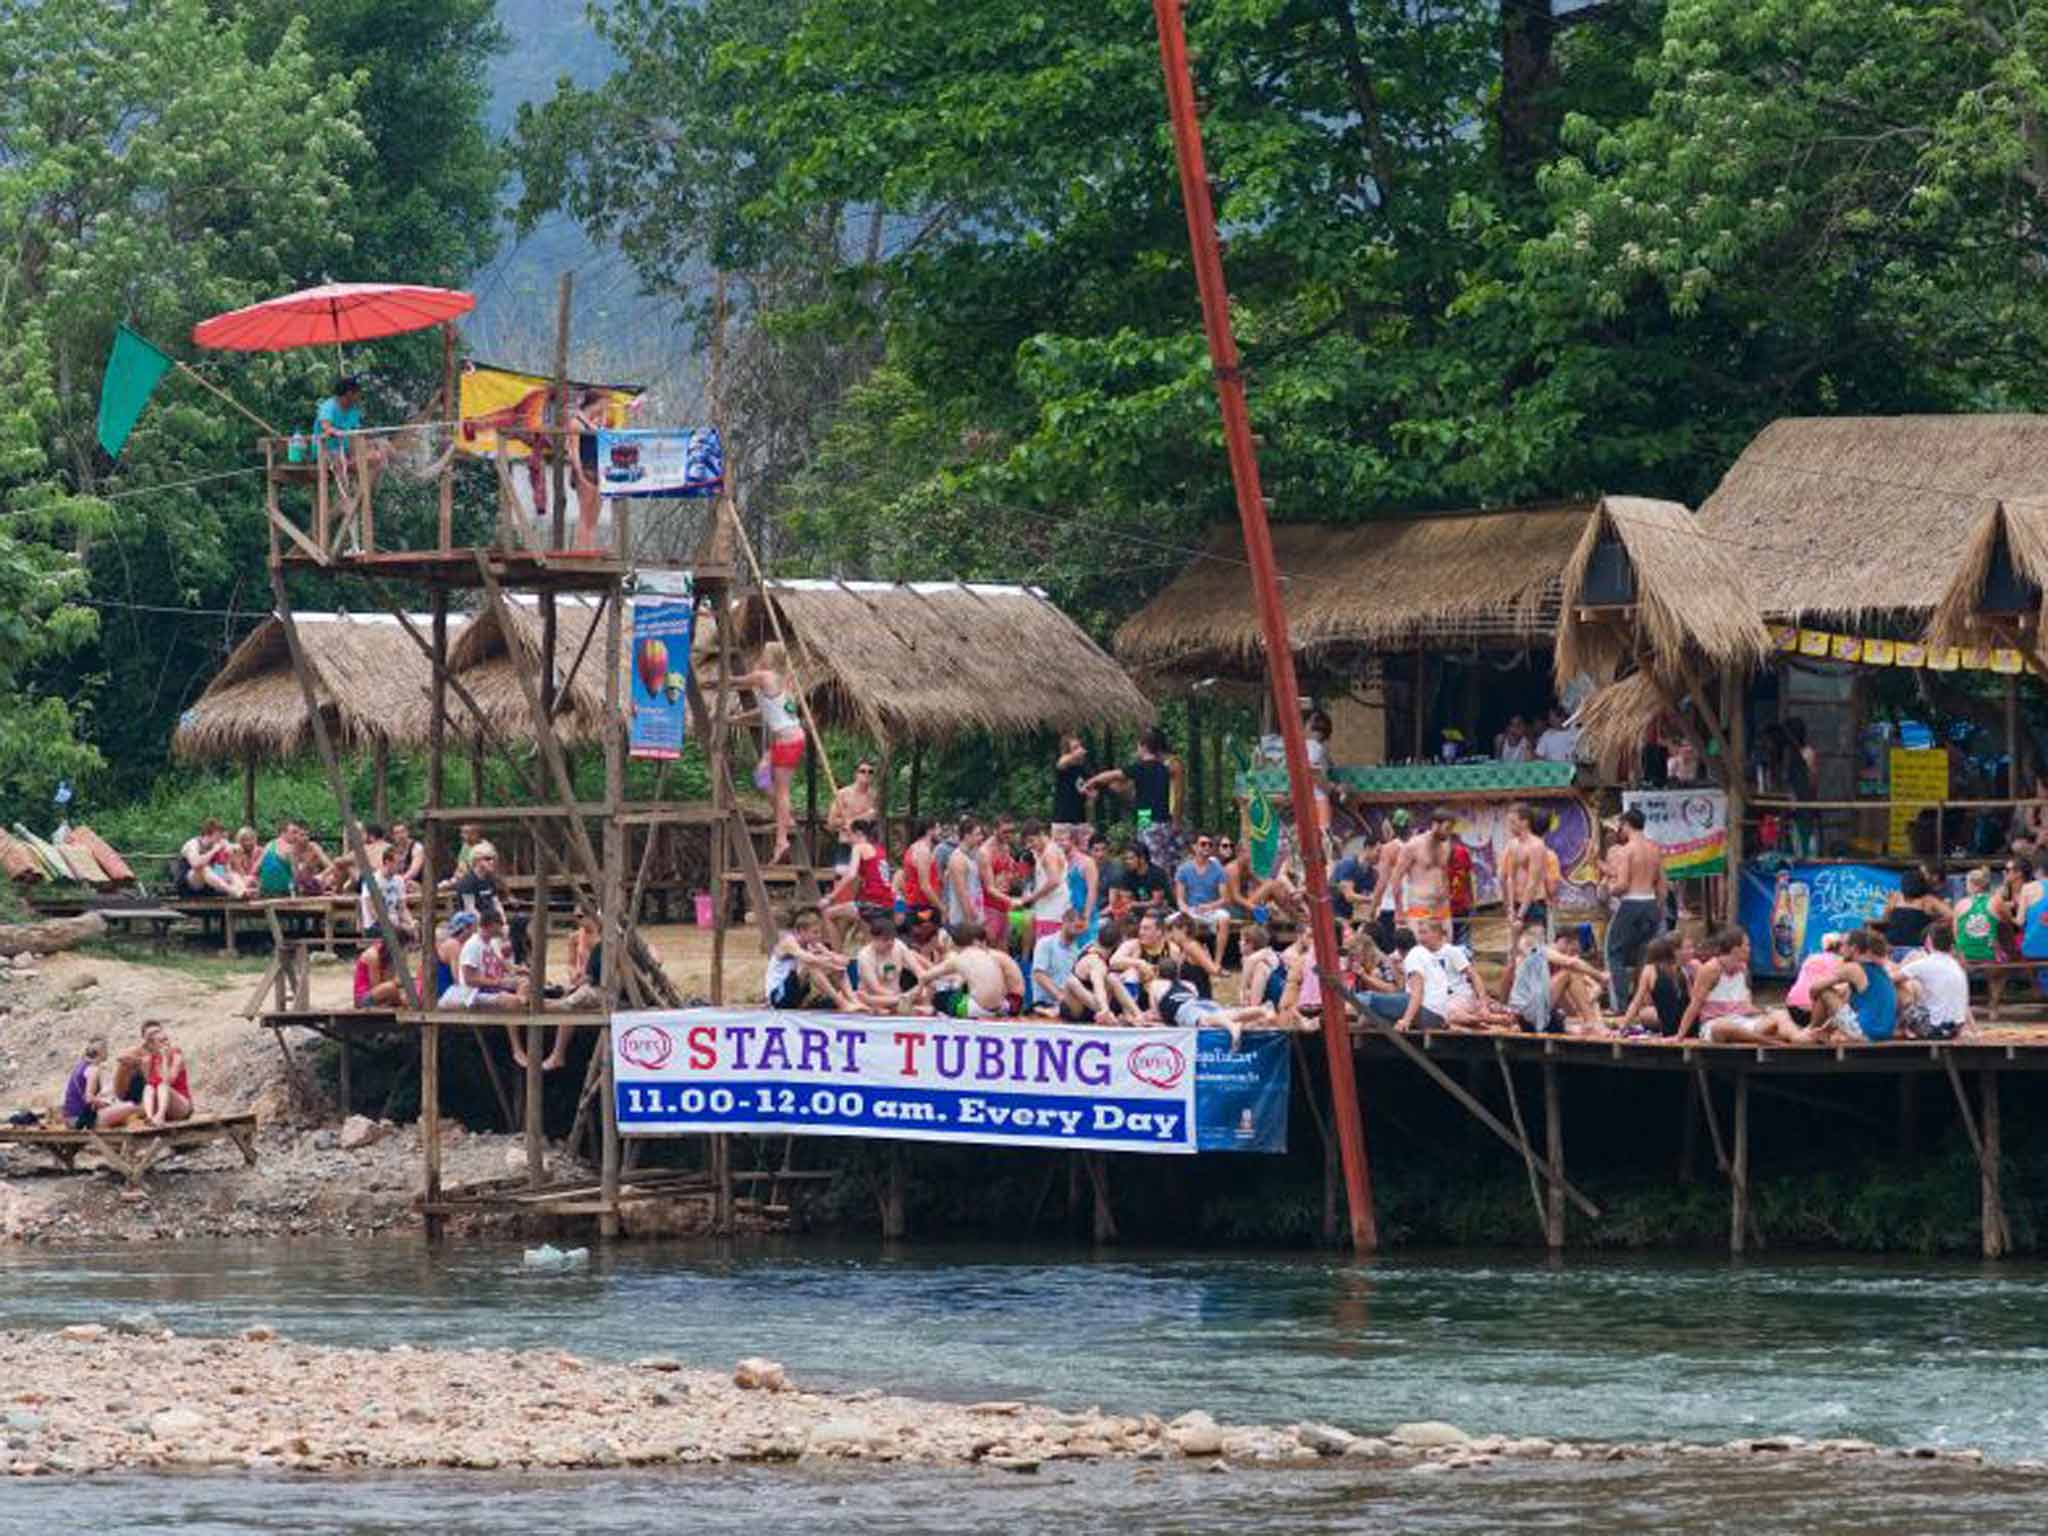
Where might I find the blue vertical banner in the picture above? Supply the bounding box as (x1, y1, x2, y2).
(628, 572, 696, 761)
(1195, 1030, 1291, 1153)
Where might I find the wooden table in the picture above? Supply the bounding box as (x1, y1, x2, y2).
(0, 1112, 259, 1186)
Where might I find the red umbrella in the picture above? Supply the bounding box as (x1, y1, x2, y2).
(192, 282, 475, 351)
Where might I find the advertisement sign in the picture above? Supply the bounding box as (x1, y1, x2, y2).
(1738, 863, 1900, 976)
(627, 573, 695, 761)
(614, 1011, 1200, 1154)
(1195, 1030, 1289, 1153)
(594, 427, 723, 499)
(1622, 789, 1728, 877)
(456, 365, 638, 459)
(1887, 747, 1949, 855)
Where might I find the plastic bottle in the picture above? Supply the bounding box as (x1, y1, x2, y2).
(287, 431, 306, 464)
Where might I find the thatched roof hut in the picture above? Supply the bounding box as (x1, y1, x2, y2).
(1555, 496, 1771, 687)
(1927, 498, 2048, 649)
(444, 596, 615, 746)
(174, 613, 447, 764)
(1698, 415, 2048, 624)
(1112, 505, 1594, 682)
(730, 580, 1153, 748)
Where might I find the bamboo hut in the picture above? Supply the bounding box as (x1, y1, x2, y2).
(1696, 415, 2048, 624)
(1927, 498, 2048, 652)
(174, 612, 447, 823)
(730, 580, 1153, 749)
(441, 595, 616, 749)
(1113, 505, 1594, 683)
(1557, 496, 1771, 774)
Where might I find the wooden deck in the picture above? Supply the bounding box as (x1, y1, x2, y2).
(0, 1112, 258, 1186)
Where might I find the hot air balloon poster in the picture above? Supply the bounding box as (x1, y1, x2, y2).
(628, 575, 696, 760)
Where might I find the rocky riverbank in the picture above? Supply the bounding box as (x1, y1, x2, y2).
(0, 1324, 2037, 1479)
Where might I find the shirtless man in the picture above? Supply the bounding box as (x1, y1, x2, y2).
(1600, 806, 1667, 1011)
(1392, 809, 1458, 928)
(918, 921, 1025, 1018)
(1370, 815, 1407, 950)
(853, 911, 926, 1014)
(825, 760, 879, 874)
(1500, 803, 1554, 934)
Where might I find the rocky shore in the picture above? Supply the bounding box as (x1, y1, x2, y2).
(0, 1324, 2036, 1479)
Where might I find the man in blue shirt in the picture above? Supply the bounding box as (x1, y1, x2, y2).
(1329, 846, 1373, 923)
(312, 374, 388, 510)
(1174, 833, 1232, 967)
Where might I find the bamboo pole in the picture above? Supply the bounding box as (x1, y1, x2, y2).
(549, 274, 572, 553)
(601, 582, 626, 1239)
(1152, 0, 1375, 1247)
(439, 322, 456, 550)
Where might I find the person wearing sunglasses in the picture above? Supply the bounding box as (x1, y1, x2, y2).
(825, 760, 880, 875)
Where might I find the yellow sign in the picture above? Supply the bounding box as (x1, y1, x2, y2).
(456, 365, 639, 459)
(1888, 747, 1949, 855)
(1774, 629, 2024, 676)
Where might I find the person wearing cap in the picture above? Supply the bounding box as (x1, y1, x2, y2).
(1599, 805, 1666, 1011)
(438, 906, 525, 1012)
(312, 374, 390, 511)
(1391, 809, 1458, 929)
(435, 909, 479, 1002)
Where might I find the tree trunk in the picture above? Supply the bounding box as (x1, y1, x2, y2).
(0, 911, 108, 956)
(1500, 0, 1558, 183)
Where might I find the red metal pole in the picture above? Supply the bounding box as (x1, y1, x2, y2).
(1149, 0, 1376, 1249)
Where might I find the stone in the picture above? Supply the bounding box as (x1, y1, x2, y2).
(241, 1324, 279, 1342)
(984, 1455, 1041, 1473)
(1297, 1422, 1359, 1456)
(2, 1413, 46, 1435)
(338, 1116, 382, 1151)
(1389, 1421, 1470, 1449)
(967, 1401, 1025, 1416)
(310, 1130, 339, 1152)
(148, 1408, 205, 1441)
(632, 1356, 684, 1373)
(1343, 1437, 1393, 1459)
(733, 1357, 786, 1391)
(66, 974, 98, 993)
(57, 1325, 106, 1342)
(1167, 1413, 1224, 1457)
(111, 1311, 162, 1337)
(807, 1418, 880, 1455)
(1551, 1444, 1584, 1461)
(1502, 1438, 1554, 1457)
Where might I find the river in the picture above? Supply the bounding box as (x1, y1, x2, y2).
(3, 1240, 2047, 1532)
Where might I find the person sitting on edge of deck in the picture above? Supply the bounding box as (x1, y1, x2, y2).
(64, 1036, 140, 1131)
(1615, 934, 1688, 1037)
(1674, 928, 1809, 1045)
(765, 906, 863, 1012)
(1031, 905, 1131, 1025)
(229, 825, 262, 885)
(1784, 930, 1847, 1027)
(255, 821, 304, 898)
(853, 910, 926, 1016)
(1142, 974, 1276, 1044)
(139, 1022, 193, 1126)
(1806, 927, 1900, 1044)
(179, 819, 248, 900)
(1508, 919, 1615, 1035)
(358, 841, 414, 943)
(1897, 919, 1971, 1041)
(439, 907, 525, 1014)
(1882, 866, 1952, 957)
(915, 921, 1024, 1019)
(1545, 930, 1610, 1031)
(354, 937, 404, 1009)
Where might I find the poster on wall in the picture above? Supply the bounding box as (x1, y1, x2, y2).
(1622, 789, 1728, 877)
(1344, 799, 1602, 913)
(1737, 862, 1901, 976)
(594, 427, 723, 499)
(627, 572, 696, 761)
(1887, 747, 1949, 855)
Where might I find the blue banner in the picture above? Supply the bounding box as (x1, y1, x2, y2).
(1195, 1030, 1290, 1153)
(628, 580, 695, 761)
(1738, 862, 1901, 976)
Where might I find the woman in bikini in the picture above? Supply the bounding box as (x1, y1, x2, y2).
(734, 641, 806, 863)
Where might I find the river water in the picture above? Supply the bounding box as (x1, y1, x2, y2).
(4, 1240, 2048, 1532)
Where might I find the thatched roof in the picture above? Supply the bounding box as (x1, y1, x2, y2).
(1113, 505, 1594, 681)
(174, 613, 448, 764)
(1571, 672, 1665, 780)
(1698, 415, 2048, 623)
(730, 580, 1153, 748)
(1927, 498, 2048, 649)
(1555, 496, 1771, 688)
(444, 595, 616, 747)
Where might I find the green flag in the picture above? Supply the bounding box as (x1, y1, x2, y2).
(96, 324, 173, 459)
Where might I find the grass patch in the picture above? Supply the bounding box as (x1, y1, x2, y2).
(74, 939, 272, 984)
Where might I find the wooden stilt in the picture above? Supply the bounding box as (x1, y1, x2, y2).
(1084, 1153, 1118, 1244)
(881, 1144, 907, 1239)
(1542, 1061, 1565, 1250)
(1898, 1074, 1918, 1158)
(338, 1040, 352, 1118)
(438, 322, 456, 550)
(1983, 1072, 2007, 1260)
(599, 582, 625, 1239)
(422, 1020, 443, 1243)
(1678, 1074, 1700, 1184)
(1494, 1046, 1548, 1239)
(1731, 1072, 1751, 1256)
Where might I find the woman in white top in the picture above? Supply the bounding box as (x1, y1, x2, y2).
(734, 641, 806, 863)
(1674, 929, 1807, 1045)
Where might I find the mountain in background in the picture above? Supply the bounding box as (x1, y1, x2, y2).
(471, 0, 700, 416)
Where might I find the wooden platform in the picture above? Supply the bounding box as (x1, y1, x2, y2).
(277, 547, 730, 594)
(0, 1112, 258, 1186)
(416, 1164, 832, 1220)
(1346, 1022, 2048, 1075)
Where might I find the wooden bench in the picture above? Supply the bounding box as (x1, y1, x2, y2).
(0, 1112, 258, 1186)
(95, 906, 187, 954)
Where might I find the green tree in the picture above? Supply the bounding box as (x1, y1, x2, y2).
(0, 0, 363, 810)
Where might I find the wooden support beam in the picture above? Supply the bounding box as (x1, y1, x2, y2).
(1344, 988, 1599, 1217)
(1493, 1045, 1548, 1240)
(422, 1020, 443, 1243)
(881, 1144, 907, 1240)
(439, 322, 456, 550)
(1084, 1152, 1118, 1244)
(1942, 1054, 2012, 1256)
(1543, 1061, 1565, 1250)
(1731, 1072, 1752, 1256)
(600, 578, 626, 1239)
